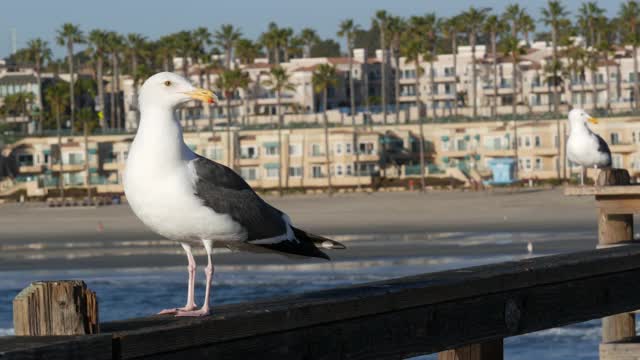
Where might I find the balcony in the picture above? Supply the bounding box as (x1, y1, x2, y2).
(18, 163, 43, 174)
(609, 142, 636, 153)
(433, 75, 457, 83)
(50, 162, 85, 172)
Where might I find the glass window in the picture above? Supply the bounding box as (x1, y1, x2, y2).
(240, 146, 257, 159)
(288, 144, 302, 156)
(288, 166, 303, 177)
(208, 147, 223, 160)
(266, 167, 279, 178)
(240, 167, 258, 180)
(312, 165, 323, 178)
(264, 145, 279, 156)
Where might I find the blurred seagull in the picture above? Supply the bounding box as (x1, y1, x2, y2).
(124, 72, 345, 317)
(567, 109, 611, 186)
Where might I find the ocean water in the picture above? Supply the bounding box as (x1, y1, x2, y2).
(0, 231, 612, 360)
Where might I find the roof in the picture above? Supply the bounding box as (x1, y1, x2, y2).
(327, 57, 362, 65)
(244, 63, 274, 70)
(0, 73, 37, 85)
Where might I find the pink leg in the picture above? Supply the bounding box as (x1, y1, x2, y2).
(177, 239, 213, 317)
(158, 243, 198, 315)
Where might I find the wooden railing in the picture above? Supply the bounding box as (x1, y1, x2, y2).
(3, 244, 640, 360)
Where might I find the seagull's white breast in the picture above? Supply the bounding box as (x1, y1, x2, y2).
(567, 131, 609, 168)
(124, 148, 245, 244)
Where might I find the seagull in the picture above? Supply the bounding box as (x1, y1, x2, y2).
(124, 72, 345, 317)
(567, 108, 612, 186)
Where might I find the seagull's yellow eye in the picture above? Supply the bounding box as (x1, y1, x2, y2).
(164, 80, 172, 87)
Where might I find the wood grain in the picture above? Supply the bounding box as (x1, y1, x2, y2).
(12, 280, 99, 336)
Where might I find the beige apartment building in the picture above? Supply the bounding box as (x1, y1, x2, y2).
(3, 115, 640, 198)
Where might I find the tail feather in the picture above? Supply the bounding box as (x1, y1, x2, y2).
(293, 227, 346, 250)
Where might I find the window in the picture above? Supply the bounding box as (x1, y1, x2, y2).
(524, 136, 531, 148)
(265, 166, 279, 178)
(442, 141, 450, 151)
(311, 144, 323, 156)
(289, 144, 302, 156)
(346, 164, 353, 175)
(613, 154, 623, 168)
(610, 133, 620, 145)
(335, 143, 343, 155)
(67, 153, 84, 165)
(208, 147, 223, 160)
(17, 154, 34, 166)
(240, 146, 258, 159)
(240, 167, 258, 180)
(345, 143, 352, 154)
(456, 139, 466, 151)
(493, 138, 501, 150)
(264, 144, 279, 156)
(335, 164, 343, 176)
(525, 158, 532, 170)
(359, 142, 375, 155)
(535, 136, 541, 147)
(289, 166, 303, 177)
(634, 132, 637, 144)
(312, 165, 323, 178)
(535, 158, 542, 170)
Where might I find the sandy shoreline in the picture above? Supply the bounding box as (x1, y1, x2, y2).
(0, 188, 605, 271)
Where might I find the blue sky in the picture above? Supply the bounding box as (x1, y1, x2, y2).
(1, 0, 625, 59)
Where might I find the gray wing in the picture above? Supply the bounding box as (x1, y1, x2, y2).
(190, 156, 331, 259)
(190, 156, 286, 241)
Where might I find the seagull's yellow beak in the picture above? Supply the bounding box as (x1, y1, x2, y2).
(588, 117, 598, 124)
(185, 88, 217, 104)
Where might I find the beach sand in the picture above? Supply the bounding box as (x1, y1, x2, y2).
(0, 188, 604, 271)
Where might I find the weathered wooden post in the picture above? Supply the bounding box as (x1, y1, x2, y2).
(596, 169, 636, 344)
(13, 280, 99, 336)
(438, 340, 503, 360)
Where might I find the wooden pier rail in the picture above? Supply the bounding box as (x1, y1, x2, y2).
(5, 245, 640, 359)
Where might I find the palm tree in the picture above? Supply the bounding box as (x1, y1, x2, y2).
(235, 38, 260, 65)
(214, 24, 241, 69)
(215, 69, 246, 169)
(192, 27, 213, 129)
(460, 7, 490, 118)
(56, 23, 84, 135)
(387, 16, 406, 123)
(373, 10, 390, 124)
(260, 22, 283, 64)
(262, 66, 295, 196)
(520, 14, 536, 45)
(578, 2, 605, 47)
(45, 82, 69, 197)
(106, 32, 124, 129)
(313, 64, 338, 195)
(619, 0, 640, 111)
(280, 27, 295, 62)
(597, 18, 616, 112)
(156, 35, 177, 72)
(484, 15, 506, 118)
(541, 1, 569, 113)
(501, 35, 527, 180)
(299, 28, 320, 58)
(338, 19, 360, 127)
(86, 30, 110, 129)
(338, 19, 362, 190)
(25, 38, 51, 133)
(126, 33, 148, 127)
(401, 25, 427, 192)
(441, 16, 463, 116)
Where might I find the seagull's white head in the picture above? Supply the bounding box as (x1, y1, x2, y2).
(568, 108, 598, 131)
(138, 72, 217, 111)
